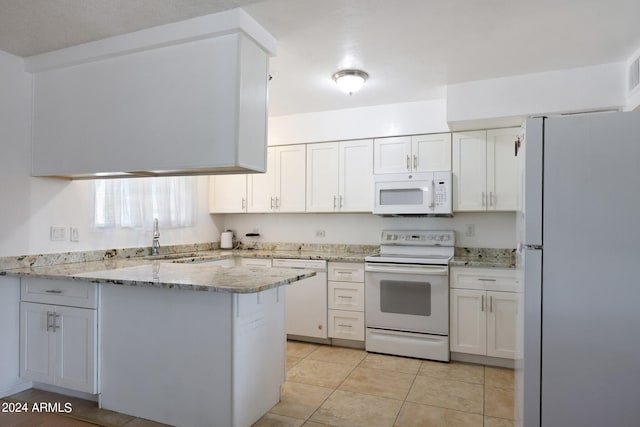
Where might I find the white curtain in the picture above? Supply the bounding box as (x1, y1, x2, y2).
(93, 176, 196, 229)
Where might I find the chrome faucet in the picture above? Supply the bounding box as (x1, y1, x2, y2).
(151, 218, 160, 256)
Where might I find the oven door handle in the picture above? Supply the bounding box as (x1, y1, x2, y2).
(365, 263, 448, 275)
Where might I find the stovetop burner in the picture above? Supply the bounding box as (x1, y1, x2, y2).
(367, 230, 456, 265)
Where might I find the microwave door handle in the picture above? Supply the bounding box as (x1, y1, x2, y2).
(429, 180, 435, 209)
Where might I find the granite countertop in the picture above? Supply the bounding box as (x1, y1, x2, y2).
(450, 247, 516, 269)
(0, 257, 315, 294)
(0, 244, 376, 294)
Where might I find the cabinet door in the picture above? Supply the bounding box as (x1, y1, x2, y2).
(275, 145, 306, 212)
(412, 133, 452, 172)
(486, 291, 520, 359)
(487, 128, 519, 211)
(55, 306, 98, 394)
(450, 289, 486, 355)
(453, 131, 487, 211)
(209, 175, 247, 213)
(373, 136, 412, 174)
(306, 142, 339, 212)
(20, 302, 54, 384)
(339, 140, 373, 212)
(247, 148, 276, 212)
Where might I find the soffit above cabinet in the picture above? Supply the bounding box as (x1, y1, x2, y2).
(28, 9, 276, 179)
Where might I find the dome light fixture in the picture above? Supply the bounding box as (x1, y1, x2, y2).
(332, 69, 369, 95)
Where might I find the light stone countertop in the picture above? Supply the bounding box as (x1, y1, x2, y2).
(0, 257, 315, 294)
(449, 257, 516, 269)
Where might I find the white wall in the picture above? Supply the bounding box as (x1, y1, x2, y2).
(625, 46, 640, 111)
(447, 62, 626, 130)
(268, 99, 449, 145)
(0, 51, 221, 257)
(222, 212, 516, 248)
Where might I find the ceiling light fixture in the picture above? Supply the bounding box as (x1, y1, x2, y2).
(332, 69, 369, 95)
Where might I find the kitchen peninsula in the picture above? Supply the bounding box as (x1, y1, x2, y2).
(1, 256, 315, 427)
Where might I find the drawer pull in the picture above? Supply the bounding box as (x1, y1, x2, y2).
(45, 289, 63, 294)
(338, 295, 353, 299)
(338, 324, 353, 328)
(477, 278, 497, 282)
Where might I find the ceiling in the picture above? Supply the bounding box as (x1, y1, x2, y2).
(1, 0, 640, 116)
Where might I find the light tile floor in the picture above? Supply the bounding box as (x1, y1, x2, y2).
(1, 341, 515, 427)
(254, 341, 516, 427)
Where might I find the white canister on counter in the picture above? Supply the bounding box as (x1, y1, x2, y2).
(220, 231, 234, 249)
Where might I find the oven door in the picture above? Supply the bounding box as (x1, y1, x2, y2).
(365, 262, 448, 335)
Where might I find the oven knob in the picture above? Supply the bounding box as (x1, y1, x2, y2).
(427, 235, 434, 240)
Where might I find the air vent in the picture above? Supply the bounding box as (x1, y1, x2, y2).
(629, 56, 640, 93)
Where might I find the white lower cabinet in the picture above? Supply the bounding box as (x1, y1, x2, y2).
(19, 279, 98, 394)
(450, 267, 521, 359)
(327, 262, 365, 341)
(20, 302, 97, 394)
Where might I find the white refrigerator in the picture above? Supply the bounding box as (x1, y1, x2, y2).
(517, 112, 640, 426)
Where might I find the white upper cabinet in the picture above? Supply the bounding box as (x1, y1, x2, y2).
(209, 175, 248, 214)
(412, 133, 453, 172)
(307, 140, 373, 212)
(248, 145, 306, 213)
(487, 128, 520, 211)
(374, 134, 451, 174)
(453, 128, 519, 211)
(29, 11, 275, 178)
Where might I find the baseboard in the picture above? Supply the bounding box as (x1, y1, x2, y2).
(287, 334, 331, 345)
(450, 352, 515, 369)
(330, 338, 365, 349)
(0, 380, 32, 399)
(32, 382, 99, 402)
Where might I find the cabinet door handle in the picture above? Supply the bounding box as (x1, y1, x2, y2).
(482, 192, 486, 207)
(339, 195, 343, 208)
(478, 278, 497, 282)
(413, 154, 418, 170)
(45, 289, 63, 294)
(481, 295, 485, 312)
(52, 313, 61, 332)
(406, 155, 411, 171)
(333, 195, 337, 208)
(46, 311, 53, 332)
(241, 197, 246, 210)
(489, 295, 493, 313)
(338, 323, 353, 328)
(270, 197, 275, 209)
(276, 196, 280, 208)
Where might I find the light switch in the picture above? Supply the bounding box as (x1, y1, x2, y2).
(50, 226, 66, 241)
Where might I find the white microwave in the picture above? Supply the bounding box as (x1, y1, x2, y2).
(373, 171, 452, 215)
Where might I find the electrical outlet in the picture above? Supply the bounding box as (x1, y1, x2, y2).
(50, 226, 66, 241)
(465, 224, 476, 237)
(315, 230, 326, 238)
(70, 227, 80, 242)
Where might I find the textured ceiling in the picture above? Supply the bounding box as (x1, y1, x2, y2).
(1, 0, 640, 116)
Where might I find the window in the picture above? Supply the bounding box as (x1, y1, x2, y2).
(93, 176, 196, 229)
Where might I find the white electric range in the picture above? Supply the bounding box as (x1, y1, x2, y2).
(364, 230, 455, 361)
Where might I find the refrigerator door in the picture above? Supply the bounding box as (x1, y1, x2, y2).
(519, 247, 541, 427)
(541, 112, 640, 426)
(520, 117, 543, 247)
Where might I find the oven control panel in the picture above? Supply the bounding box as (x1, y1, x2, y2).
(380, 230, 455, 246)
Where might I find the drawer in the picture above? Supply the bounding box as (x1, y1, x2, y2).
(21, 278, 98, 309)
(450, 267, 521, 292)
(238, 258, 272, 268)
(328, 281, 364, 311)
(328, 310, 364, 341)
(328, 262, 364, 282)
